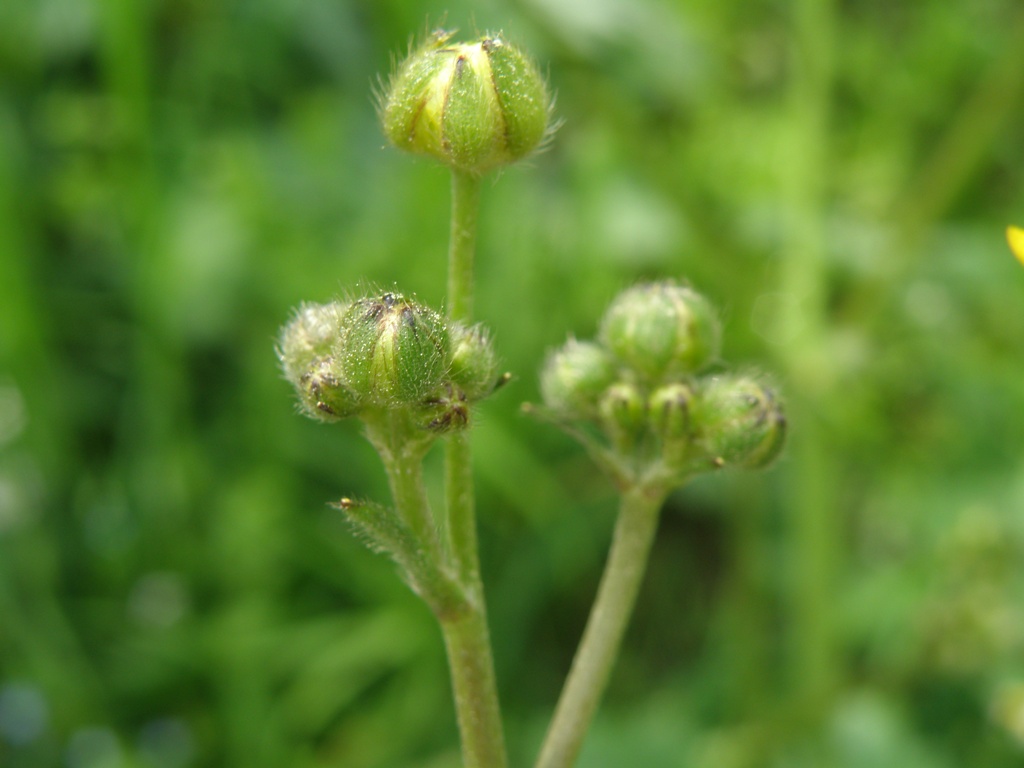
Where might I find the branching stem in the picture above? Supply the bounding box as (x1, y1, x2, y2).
(534, 484, 669, 768)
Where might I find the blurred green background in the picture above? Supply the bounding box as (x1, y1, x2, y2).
(3, 0, 1024, 766)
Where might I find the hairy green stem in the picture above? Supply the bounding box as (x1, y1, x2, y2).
(440, 606, 507, 768)
(779, 0, 840, 713)
(534, 485, 668, 768)
(375, 423, 505, 768)
(441, 168, 507, 768)
(368, 412, 441, 564)
(446, 430, 481, 584)
(448, 170, 481, 322)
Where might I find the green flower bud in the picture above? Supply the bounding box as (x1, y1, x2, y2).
(599, 282, 721, 381)
(540, 339, 618, 418)
(278, 301, 348, 385)
(339, 292, 450, 407)
(449, 322, 499, 401)
(381, 30, 551, 175)
(647, 383, 695, 467)
(695, 376, 786, 469)
(599, 382, 646, 453)
(418, 383, 470, 434)
(278, 301, 361, 421)
(298, 358, 361, 422)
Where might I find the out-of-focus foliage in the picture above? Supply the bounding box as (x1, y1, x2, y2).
(1, 0, 1024, 766)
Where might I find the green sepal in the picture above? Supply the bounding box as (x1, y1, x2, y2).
(443, 45, 504, 173)
(381, 31, 453, 155)
(486, 37, 550, 160)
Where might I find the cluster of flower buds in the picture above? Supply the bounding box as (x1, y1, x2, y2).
(380, 29, 552, 176)
(278, 291, 501, 431)
(540, 282, 785, 485)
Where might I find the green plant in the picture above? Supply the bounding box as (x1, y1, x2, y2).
(277, 29, 785, 768)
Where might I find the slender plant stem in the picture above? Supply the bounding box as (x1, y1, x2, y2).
(780, 0, 839, 713)
(445, 167, 485, 584)
(534, 484, 668, 768)
(440, 167, 508, 768)
(440, 606, 507, 768)
(448, 170, 481, 322)
(376, 419, 505, 768)
(369, 412, 441, 563)
(446, 430, 481, 583)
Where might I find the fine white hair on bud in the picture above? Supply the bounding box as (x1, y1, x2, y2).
(380, 30, 552, 175)
(448, 322, 500, 402)
(540, 339, 618, 419)
(279, 291, 508, 426)
(278, 301, 360, 421)
(338, 292, 451, 407)
(598, 382, 645, 454)
(647, 383, 695, 469)
(278, 301, 347, 384)
(599, 281, 721, 380)
(694, 375, 786, 469)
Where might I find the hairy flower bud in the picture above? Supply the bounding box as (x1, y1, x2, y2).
(695, 376, 786, 469)
(381, 30, 551, 175)
(599, 282, 720, 381)
(540, 339, 618, 418)
(278, 301, 347, 384)
(599, 382, 645, 453)
(647, 383, 695, 467)
(417, 383, 470, 434)
(278, 302, 360, 421)
(298, 358, 362, 422)
(449, 322, 499, 401)
(339, 292, 450, 406)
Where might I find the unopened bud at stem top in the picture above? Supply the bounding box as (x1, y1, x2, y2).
(600, 282, 720, 381)
(381, 31, 552, 176)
